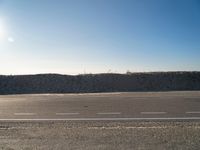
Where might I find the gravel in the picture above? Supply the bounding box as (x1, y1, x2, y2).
(0, 121, 200, 150)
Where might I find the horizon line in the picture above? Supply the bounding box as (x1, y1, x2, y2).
(0, 71, 200, 76)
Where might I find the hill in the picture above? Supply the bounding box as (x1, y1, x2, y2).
(0, 72, 200, 94)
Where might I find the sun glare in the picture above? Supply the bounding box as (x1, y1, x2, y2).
(0, 25, 4, 38)
(0, 19, 7, 40)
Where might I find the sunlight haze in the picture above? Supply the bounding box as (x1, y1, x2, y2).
(0, 0, 200, 75)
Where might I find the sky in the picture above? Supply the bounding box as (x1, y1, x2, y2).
(0, 0, 200, 75)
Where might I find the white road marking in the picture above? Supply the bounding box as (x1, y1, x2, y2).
(0, 98, 27, 101)
(1, 117, 200, 121)
(141, 112, 167, 115)
(184, 97, 200, 99)
(97, 112, 121, 115)
(14, 113, 36, 116)
(186, 111, 200, 114)
(56, 113, 79, 115)
(86, 92, 122, 95)
(88, 126, 168, 129)
(39, 92, 122, 96)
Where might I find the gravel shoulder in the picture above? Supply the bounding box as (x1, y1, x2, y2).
(0, 121, 200, 150)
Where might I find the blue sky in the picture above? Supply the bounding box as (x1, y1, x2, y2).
(0, 0, 199, 74)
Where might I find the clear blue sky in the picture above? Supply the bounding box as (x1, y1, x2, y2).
(0, 0, 199, 74)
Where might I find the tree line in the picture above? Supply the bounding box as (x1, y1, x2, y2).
(0, 72, 200, 94)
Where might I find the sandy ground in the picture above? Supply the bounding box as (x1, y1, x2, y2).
(0, 121, 200, 150)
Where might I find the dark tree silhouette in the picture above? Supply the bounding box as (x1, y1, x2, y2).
(0, 72, 200, 95)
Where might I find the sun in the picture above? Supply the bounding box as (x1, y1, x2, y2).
(0, 19, 7, 40)
(0, 25, 5, 38)
(0, 18, 15, 43)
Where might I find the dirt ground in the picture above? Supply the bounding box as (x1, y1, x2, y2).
(0, 121, 200, 150)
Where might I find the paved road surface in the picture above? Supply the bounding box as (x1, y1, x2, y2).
(0, 91, 200, 121)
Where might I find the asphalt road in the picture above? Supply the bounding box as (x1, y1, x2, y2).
(0, 91, 200, 121)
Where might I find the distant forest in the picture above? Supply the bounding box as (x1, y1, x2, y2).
(0, 72, 200, 95)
